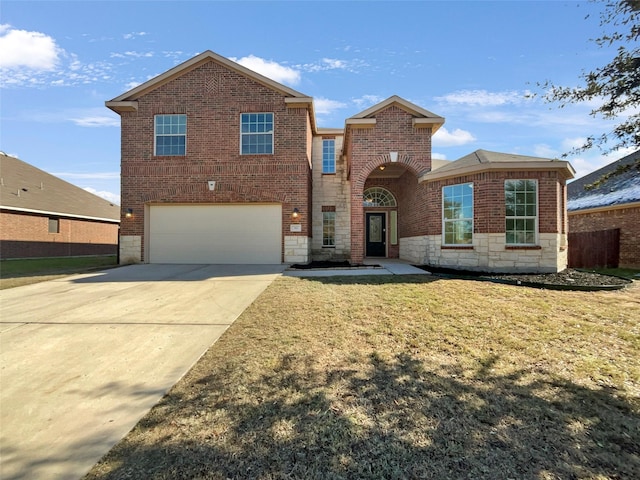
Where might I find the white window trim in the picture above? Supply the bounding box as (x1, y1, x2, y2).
(240, 112, 274, 155)
(442, 182, 474, 246)
(154, 114, 187, 156)
(505, 179, 539, 246)
(322, 139, 336, 174)
(322, 211, 336, 247)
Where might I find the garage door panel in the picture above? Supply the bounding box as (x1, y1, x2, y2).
(149, 205, 281, 264)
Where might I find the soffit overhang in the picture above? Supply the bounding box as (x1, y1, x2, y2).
(419, 160, 576, 183)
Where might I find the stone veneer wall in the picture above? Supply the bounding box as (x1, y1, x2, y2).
(416, 233, 567, 273)
(398, 235, 429, 264)
(284, 235, 310, 264)
(310, 135, 351, 261)
(120, 235, 142, 264)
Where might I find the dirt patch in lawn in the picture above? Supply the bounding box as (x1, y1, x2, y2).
(85, 276, 639, 480)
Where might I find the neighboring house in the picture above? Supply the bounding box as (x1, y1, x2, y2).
(0, 153, 120, 259)
(107, 50, 574, 272)
(567, 150, 640, 268)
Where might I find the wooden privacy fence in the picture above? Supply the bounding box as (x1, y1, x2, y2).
(568, 228, 620, 268)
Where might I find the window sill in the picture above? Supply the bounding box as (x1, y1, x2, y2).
(322, 245, 336, 249)
(505, 245, 541, 250)
(322, 172, 336, 176)
(441, 245, 474, 249)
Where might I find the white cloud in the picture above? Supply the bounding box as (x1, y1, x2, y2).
(229, 55, 301, 86)
(432, 127, 476, 147)
(70, 116, 120, 127)
(532, 144, 559, 158)
(0, 25, 61, 70)
(432, 152, 448, 160)
(352, 94, 384, 109)
(435, 89, 531, 107)
(83, 187, 121, 205)
(123, 32, 147, 40)
(314, 97, 347, 115)
(300, 57, 357, 73)
(111, 51, 154, 59)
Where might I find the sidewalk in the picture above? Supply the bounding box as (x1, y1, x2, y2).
(283, 259, 431, 277)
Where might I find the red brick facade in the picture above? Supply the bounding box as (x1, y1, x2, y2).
(110, 50, 573, 271)
(348, 106, 433, 263)
(118, 59, 312, 261)
(569, 205, 640, 268)
(423, 171, 567, 236)
(0, 210, 118, 259)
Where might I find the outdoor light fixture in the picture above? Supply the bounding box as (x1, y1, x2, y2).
(292, 208, 300, 219)
(125, 208, 133, 218)
(379, 165, 386, 171)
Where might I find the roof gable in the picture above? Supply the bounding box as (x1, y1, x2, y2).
(420, 149, 575, 182)
(106, 50, 310, 111)
(346, 95, 445, 133)
(0, 153, 120, 222)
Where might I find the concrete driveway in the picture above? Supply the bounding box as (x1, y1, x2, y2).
(0, 263, 285, 480)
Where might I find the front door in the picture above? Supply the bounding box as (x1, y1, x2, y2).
(366, 212, 386, 257)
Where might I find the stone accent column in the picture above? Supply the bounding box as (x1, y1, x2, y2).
(119, 235, 141, 264)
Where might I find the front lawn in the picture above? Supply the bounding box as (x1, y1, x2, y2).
(0, 256, 117, 289)
(86, 275, 640, 479)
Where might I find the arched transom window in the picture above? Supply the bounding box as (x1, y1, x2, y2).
(363, 187, 397, 207)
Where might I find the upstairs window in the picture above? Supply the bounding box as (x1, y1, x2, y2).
(155, 114, 186, 156)
(505, 179, 538, 245)
(442, 183, 473, 245)
(241, 113, 273, 154)
(322, 139, 335, 173)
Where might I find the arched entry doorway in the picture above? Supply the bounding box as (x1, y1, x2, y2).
(363, 187, 397, 257)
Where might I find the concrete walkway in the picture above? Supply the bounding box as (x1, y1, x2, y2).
(0, 264, 285, 480)
(283, 259, 431, 277)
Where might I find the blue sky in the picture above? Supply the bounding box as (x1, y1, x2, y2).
(1, 0, 635, 205)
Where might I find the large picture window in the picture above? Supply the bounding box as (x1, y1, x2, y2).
(442, 183, 473, 245)
(322, 139, 335, 173)
(155, 114, 186, 156)
(505, 179, 537, 245)
(241, 113, 273, 154)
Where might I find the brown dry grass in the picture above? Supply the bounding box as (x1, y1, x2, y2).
(85, 276, 640, 480)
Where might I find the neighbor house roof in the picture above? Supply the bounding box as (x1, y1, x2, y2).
(0, 153, 120, 222)
(105, 50, 317, 132)
(567, 149, 640, 212)
(419, 149, 575, 182)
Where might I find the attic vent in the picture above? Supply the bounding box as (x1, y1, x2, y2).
(205, 73, 219, 94)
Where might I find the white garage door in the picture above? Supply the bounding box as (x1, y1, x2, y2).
(149, 204, 282, 264)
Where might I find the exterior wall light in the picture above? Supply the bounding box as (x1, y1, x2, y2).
(125, 208, 133, 218)
(292, 208, 300, 220)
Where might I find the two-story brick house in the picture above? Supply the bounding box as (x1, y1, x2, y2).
(107, 50, 574, 272)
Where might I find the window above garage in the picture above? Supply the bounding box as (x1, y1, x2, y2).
(241, 113, 274, 154)
(154, 114, 186, 156)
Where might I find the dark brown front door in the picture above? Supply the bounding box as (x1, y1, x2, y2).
(366, 213, 386, 257)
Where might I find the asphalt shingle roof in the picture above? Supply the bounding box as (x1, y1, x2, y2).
(0, 153, 120, 222)
(567, 150, 640, 212)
